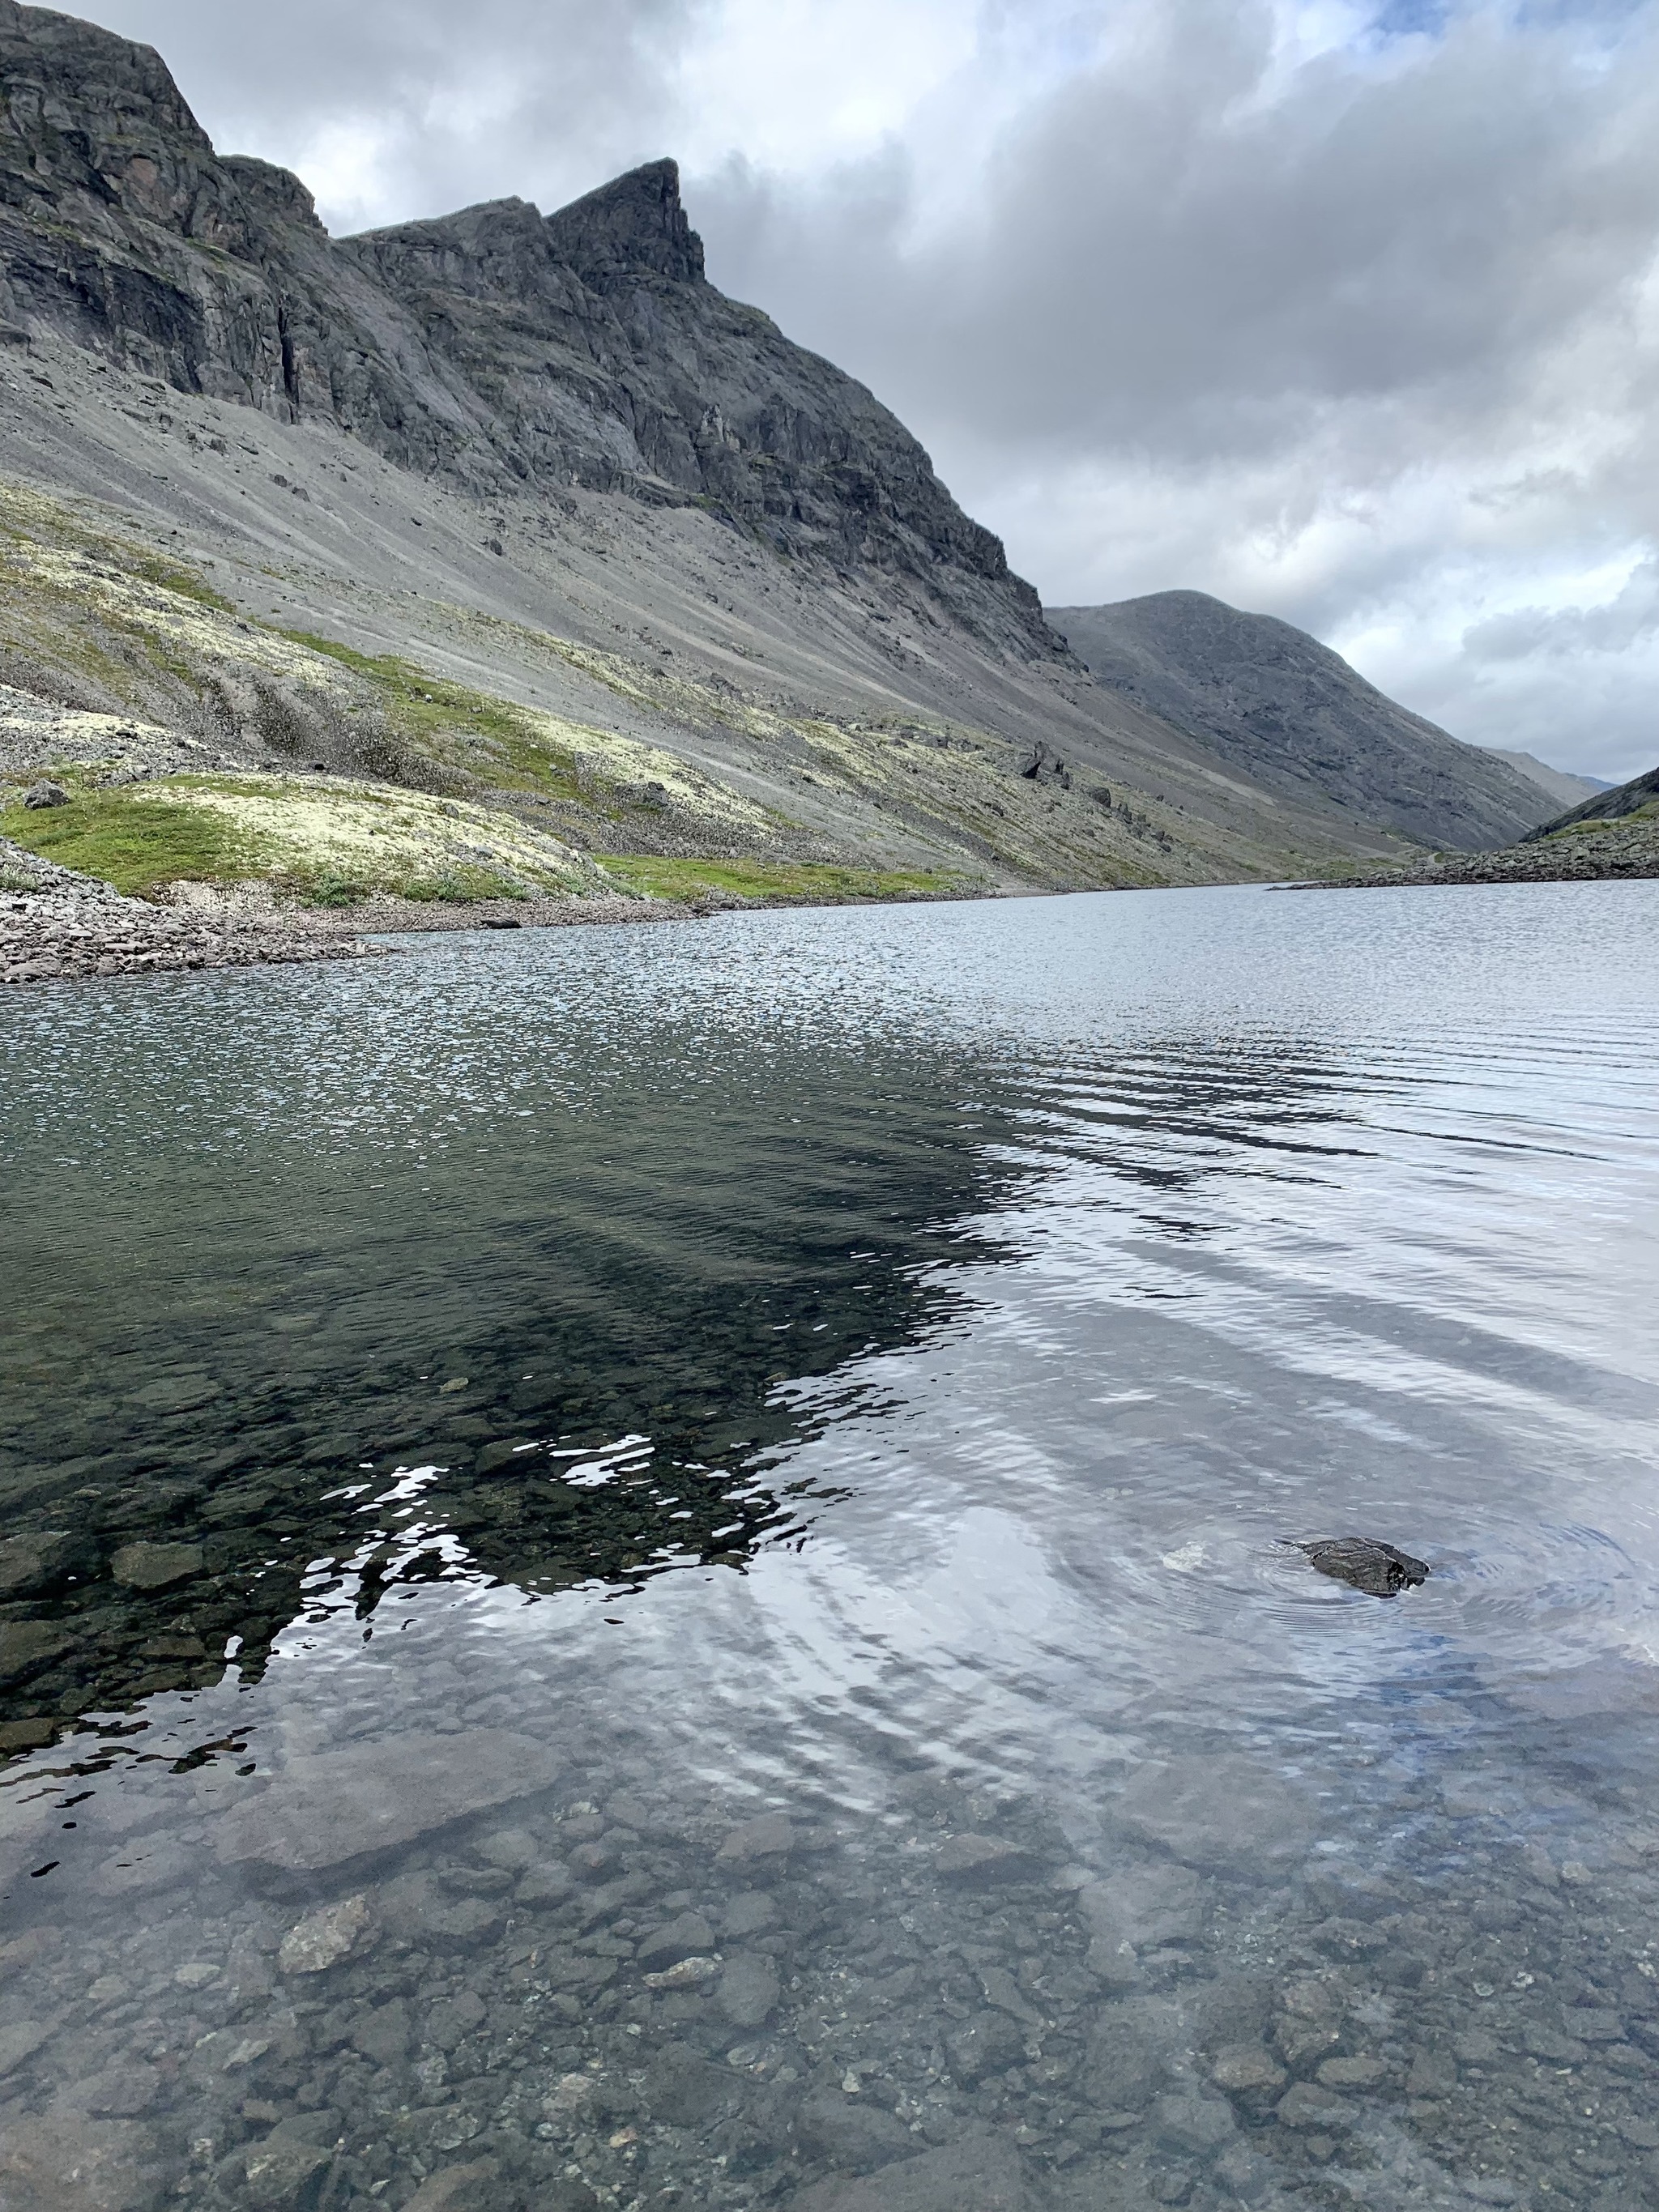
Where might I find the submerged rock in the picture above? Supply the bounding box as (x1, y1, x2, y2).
(1294, 1536, 1428, 1597)
(110, 1541, 203, 1591)
(215, 1728, 561, 1869)
(277, 1893, 377, 1975)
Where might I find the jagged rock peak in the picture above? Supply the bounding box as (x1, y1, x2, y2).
(0, 0, 319, 245)
(0, 0, 210, 153)
(543, 158, 705, 288)
(0, 7, 1044, 641)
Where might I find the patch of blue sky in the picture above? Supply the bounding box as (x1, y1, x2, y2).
(1370, 0, 1448, 36)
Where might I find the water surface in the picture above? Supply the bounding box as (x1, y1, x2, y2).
(3, 881, 1657, 2212)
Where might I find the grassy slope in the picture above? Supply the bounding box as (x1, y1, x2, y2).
(0, 471, 1276, 905)
(0, 482, 800, 903)
(0, 772, 609, 903)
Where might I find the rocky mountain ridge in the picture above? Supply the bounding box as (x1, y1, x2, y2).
(1486, 748, 1605, 812)
(0, 0, 1555, 907)
(0, 2, 1040, 650)
(1526, 760, 1659, 838)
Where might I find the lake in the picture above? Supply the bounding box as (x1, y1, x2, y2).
(3, 879, 1658, 2212)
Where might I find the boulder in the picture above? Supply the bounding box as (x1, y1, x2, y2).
(0, 1620, 71, 1684)
(795, 2090, 916, 2174)
(789, 2130, 1024, 2211)
(635, 1910, 714, 1970)
(933, 1835, 1039, 1884)
(277, 1894, 377, 1974)
(0, 2115, 160, 2211)
(0, 1532, 95, 1597)
(719, 1952, 781, 2027)
(1115, 1756, 1317, 1869)
(717, 1812, 796, 1864)
(642, 2041, 740, 2129)
(110, 1541, 203, 1591)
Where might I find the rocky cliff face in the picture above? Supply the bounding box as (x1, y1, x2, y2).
(346, 174, 1034, 638)
(0, 0, 1043, 647)
(1047, 590, 1550, 852)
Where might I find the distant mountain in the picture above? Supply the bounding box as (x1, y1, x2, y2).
(1486, 750, 1606, 812)
(1047, 592, 1550, 852)
(1525, 762, 1659, 841)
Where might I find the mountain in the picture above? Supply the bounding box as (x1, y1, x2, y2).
(0, 6, 1030, 638)
(0, 2, 1545, 906)
(1525, 761, 1659, 839)
(1488, 749, 1606, 812)
(1047, 592, 1550, 852)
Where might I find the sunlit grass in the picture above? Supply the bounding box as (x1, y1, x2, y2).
(0, 786, 262, 896)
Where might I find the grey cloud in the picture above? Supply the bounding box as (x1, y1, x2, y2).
(691, 1, 1659, 777)
(696, 1, 1659, 465)
(1407, 641, 1659, 785)
(81, 0, 697, 228)
(1464, 562, 1659, 662)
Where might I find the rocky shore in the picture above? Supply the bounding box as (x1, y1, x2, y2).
(1298, 815, 1659, 892)
(0, 842, 709, 984)
(0, 844, 992, 985)
(0, 840, 386, 985)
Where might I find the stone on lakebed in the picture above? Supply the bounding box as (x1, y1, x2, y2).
(215, 1729, 561, 1870)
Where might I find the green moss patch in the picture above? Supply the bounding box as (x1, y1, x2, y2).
(283, 633, 586, 799)
(598, 856, 976, 904)
(1, 787, 263, 895)
(126, 551, 236, 615)
(1, 772, 595, 905)
(1541, 801, 1659, 840)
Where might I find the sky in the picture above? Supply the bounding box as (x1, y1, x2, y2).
(79, 0, 1659, 779)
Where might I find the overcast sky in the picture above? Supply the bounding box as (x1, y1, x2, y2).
(83, 0, 1659, 779)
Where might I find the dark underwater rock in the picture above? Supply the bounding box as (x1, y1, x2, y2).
(1294, 1536, 1428, 1597)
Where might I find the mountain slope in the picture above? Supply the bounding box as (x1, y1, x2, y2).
(0, 1, 1041, 650)
(1525, 761, 1659, 839)
(0, 2, 1530, 901)
(1047, 591, 1550, 852)
(1488, 749, 1606, 812)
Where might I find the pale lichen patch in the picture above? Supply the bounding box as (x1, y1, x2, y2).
(148, 775, 607, 897)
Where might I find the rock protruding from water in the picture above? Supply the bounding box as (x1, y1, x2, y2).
(1294, 1536, 1428, 1597)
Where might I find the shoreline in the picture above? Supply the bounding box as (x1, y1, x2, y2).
(1289, 816, 1659, 892)
(0, 868, 1007, 986)
(11, 841, 1659, 983)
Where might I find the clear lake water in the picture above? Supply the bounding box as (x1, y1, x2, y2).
(2, 879, 1658, 2212)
